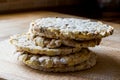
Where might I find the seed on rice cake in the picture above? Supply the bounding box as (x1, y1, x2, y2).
(29, 17, 113, 40)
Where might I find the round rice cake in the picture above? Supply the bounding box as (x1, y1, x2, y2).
(10, 34, 81, 56)
(28, 33, 101, 48)
(16, 49, 96, 72)
(15, 48, 94, 68)
(29, 17, 114, 40)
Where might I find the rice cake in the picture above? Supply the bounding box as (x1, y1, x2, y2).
(10, 34, 81, 56)
(29, 17, 114, 40)
(15, 49, 96, 72)
(15, 48, 93, 68)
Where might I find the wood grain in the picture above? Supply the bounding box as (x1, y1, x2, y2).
(0, 11, 120, 80)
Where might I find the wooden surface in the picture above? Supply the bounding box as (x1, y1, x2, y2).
(0, 11, 120, 80)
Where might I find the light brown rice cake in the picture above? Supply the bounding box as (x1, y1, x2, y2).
(10, 34, 81, 56)
(28, 33, 101, 48)
(29, 17, 114, 40)
(15, 48, 94, 68)
(16, 49, 96, 72)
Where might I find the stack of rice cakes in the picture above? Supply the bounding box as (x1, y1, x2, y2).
(10, 18, 113, 72)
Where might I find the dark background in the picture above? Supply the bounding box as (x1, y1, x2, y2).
(0, 0, 120, 23)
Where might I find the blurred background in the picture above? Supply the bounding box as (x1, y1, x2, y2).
(0, 0, 120, 23)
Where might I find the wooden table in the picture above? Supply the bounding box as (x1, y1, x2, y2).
(0, 11, 120, 80)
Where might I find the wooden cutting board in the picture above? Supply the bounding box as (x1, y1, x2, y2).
(0, 11, 120, 80)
